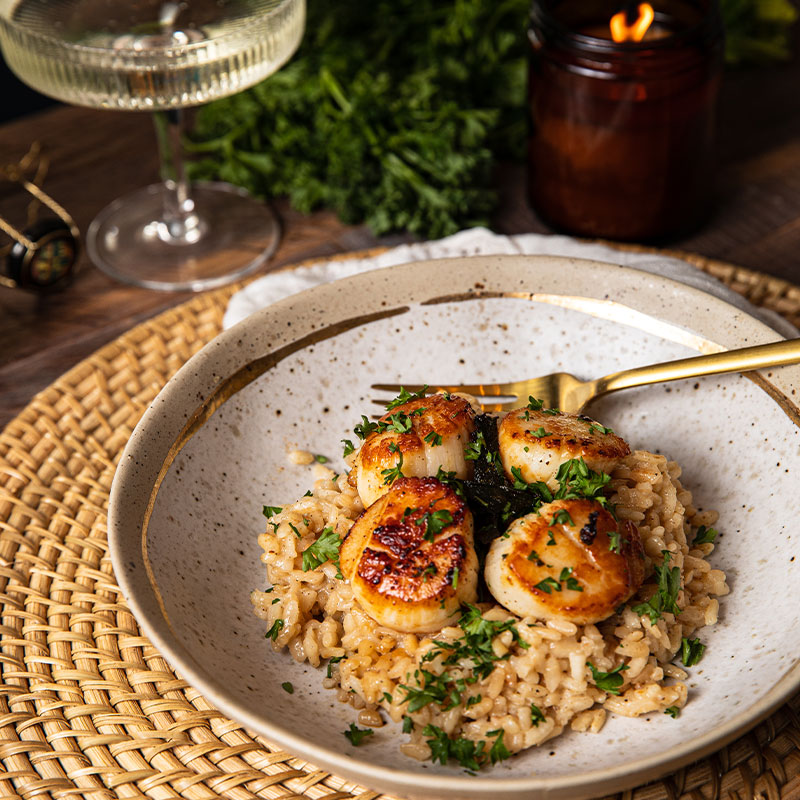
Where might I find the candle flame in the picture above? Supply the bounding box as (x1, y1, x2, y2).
(610, 3, 655, 42)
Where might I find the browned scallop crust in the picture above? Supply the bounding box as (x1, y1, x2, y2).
(508, 500, 644, 621)
(382, 393, 475, 436)
(501, 409, 631, 462)
(357, 432, 423, 471)
(340, 476, 477, 631)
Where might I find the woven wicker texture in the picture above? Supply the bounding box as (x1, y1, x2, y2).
(2, 254, 800, 800)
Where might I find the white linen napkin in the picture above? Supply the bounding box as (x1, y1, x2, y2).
(224, 228, 797, 337)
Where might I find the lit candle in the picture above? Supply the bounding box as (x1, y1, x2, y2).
(527, 0, 724, 242)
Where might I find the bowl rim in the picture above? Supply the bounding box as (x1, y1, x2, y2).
(108, 254, 800, 799)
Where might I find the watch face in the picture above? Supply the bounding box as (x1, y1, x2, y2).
(28, 231, 76, 286)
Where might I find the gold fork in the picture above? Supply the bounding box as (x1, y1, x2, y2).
(372, 338, 800, 414)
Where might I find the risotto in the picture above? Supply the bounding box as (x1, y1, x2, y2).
(251, 397, 728, 769)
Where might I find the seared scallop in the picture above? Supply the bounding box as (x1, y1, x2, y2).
(498, 405, 630, 489)
(353, 393, 476, 507)
(484, 498, 645, 625)
(340, 476, 479, 632)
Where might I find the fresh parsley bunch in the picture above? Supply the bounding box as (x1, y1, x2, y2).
(188, 0, 529, 238)
(189, 0, 796, 238)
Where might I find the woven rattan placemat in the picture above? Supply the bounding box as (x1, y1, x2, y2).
(2, 250, 800, 800)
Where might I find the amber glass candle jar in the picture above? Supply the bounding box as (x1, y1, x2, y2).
(527, 0, 724, 242)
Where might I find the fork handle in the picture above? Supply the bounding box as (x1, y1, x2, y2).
(597, 337, 800, 396)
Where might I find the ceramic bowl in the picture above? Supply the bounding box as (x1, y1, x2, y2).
(108, 255, 800, 800)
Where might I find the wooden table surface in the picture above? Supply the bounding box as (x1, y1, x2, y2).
(2, 45, 800, 430)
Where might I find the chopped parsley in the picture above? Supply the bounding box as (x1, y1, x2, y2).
(530, 427, 551, 438)
(680, 636, 706, 667)
(526, 397, 544, 410)
(385, 386, 428, 411)
(314, 453, 328, 463)
(588, 423, 614, 435)
(301, 527, 343, 578)
(632, 550, 681, 624)
(693, 525, 718, 545)
(343, 723, 374, 745)
(452, 566, 459, 589)
(587, 662, 628, 695)
(549, 509, 574, 527)
(530, 704, 545, 726)
(535, 577, 561, 594)
(281, 681, 294, 694)
(417, 508, 454, 541)
(326, 655, 344, 678)
(664, 706, 681, 718)
(262, 505, 282, 518)
(381, 444, 405, 484)
(527, 549, 543, 564)
(560, 567, 583, 592)
(424, 430, 443, 446)
(353, 415, 380, 440)
(384, 411, 414, 433)
(288, 522, 301, 538)
(341, 439, 355, 457)
(402, 716, 414, 733)
(265, 619, 284, 640)
(422, 725, 510, 769)
(608, 528, 622, 554)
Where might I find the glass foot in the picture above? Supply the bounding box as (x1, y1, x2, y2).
(86, 181, 279, 292)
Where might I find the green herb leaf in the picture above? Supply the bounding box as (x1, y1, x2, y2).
(281, 681, 294, 694)
(680, 636, 706, 667)
(530, 704, 545, 726)
(341, 439, 355, 457)
(587, 662, 629, 695)
(326, 655, 344, 678)
(381, 445, 405, 485)
(262, 505, 282, 518)
(664, 706, 680, 718)
(344, 723, 374, 745)
(424, 430, 443, 446)
(632, 550, 681, 624)
(265, 619, 284, 641)
(302, 527, 343, 577)
(693, 525, 718, 545)
(386, 387, 428, 411)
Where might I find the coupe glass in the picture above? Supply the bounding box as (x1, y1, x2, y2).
(0, 0, 305, 291)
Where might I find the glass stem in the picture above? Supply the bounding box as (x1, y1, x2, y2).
(151, 109, 203, 244)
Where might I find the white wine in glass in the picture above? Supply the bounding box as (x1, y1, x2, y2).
(0, 0, 306, 290)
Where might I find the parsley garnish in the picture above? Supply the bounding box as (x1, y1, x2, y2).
(402, 716, 413, 733)
(531, 704, 545, 726)
(281, 681, 294, 694)
(423, 725, 485, 770)
(680, 636, 706, 667)
(301, 527, 343, 578)
(424, 430, 443, 446)
(534, 576, 561, 594)
(526, 397, 544, 410)
(452, 566, 459, 589)
(608, 528, 622, 554)
(632, 550, 681, 623)
(353, 415, 380, 440)
(386, 386, 428, 411)
(314, 453, 328, 463)
(587, 662, 628, 695)
(549, 509, 574, 527)
(326, 655, 344, 678)
(262, 505, 282, 518)
(530, 427, 551, 438)
(384, 411, 414, 433)
(341, 439, 355, 457)
(343, 723, 374, 745)
(265, 619, 284, 640)
(664, 706, 680, 718)
(693, 525, 718, 545)
(381, 444, 404, 485)
(588, 423, 614, 435)
(417, 508, 453, 541)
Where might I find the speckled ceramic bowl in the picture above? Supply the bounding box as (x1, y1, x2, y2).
(108, 255, 800, 800)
